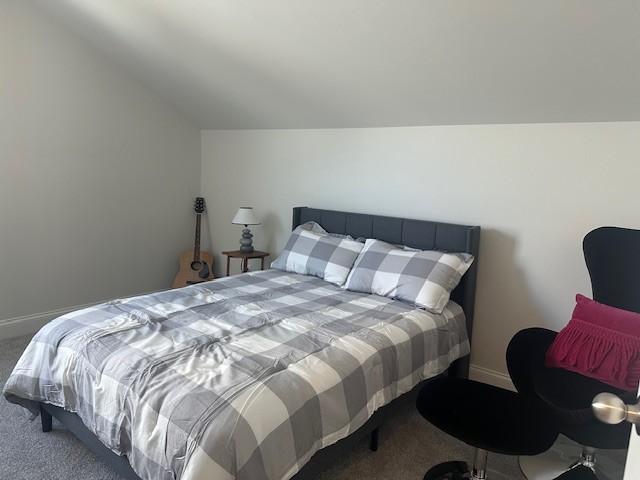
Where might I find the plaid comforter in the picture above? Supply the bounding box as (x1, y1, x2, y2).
(4, 270, 469, 480)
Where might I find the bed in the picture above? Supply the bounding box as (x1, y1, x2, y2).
(3, 207, 480, 480)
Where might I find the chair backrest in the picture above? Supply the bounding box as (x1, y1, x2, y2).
(583, 226, 640, 314)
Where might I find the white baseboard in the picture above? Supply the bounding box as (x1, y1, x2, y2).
(0, 302, 97, 341)
(469, 364, 515, 391)
(0, 288, 160, 342)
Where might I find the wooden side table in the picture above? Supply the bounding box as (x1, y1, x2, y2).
(222, 250, 269, 276)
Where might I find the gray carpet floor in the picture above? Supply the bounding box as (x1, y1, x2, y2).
(0, 335, 621, 480)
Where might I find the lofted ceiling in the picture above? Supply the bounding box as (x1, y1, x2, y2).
(35, 0, 640, 129)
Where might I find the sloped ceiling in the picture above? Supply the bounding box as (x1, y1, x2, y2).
(36, 0, 640, 129)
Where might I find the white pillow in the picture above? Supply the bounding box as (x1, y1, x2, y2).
(271, 223, 364, 285)
(343, 239, 474, 313)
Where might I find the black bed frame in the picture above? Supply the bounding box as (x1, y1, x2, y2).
(39, 207, 481, 480)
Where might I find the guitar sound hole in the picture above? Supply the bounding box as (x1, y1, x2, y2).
(190, 261, 202, 271)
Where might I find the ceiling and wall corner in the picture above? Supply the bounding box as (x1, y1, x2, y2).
(33, 0, 640, 129)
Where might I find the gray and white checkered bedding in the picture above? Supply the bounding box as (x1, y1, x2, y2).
(3, 270, 469, 480)
(344, 239, 474, 313)
(271, 223, 363, 285)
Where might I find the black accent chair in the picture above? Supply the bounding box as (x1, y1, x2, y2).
(507, 227, 640, 478)
(417, 376, 559, 479)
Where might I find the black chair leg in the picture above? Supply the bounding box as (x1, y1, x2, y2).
(369, 427, 379, 451)
(40, 404, 52, 432)
(471, 448, 488, 479)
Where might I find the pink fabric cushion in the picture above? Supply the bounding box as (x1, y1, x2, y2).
(545, 294, 640, 392)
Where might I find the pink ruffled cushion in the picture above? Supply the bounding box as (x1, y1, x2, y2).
(545, 294, 640, 392)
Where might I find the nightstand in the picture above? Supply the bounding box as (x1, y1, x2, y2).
(222, 250, 269, 276)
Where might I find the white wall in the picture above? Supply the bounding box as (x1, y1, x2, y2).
(3, 1, 639, 382)
(201, 123, 640, 379)
(0, 1, 201, 338)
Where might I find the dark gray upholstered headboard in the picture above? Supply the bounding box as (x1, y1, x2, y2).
(292, 207, 481, 376)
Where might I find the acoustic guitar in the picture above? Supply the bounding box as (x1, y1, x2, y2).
(172, 197, 215, 288)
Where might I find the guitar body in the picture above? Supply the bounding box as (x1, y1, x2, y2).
(172, 250, 214, 288)
(172, 197, 215, 289)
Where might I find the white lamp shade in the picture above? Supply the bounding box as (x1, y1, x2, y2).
(232, 207, 261, 225)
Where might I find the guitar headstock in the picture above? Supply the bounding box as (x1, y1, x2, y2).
(194, 197, 206, 214)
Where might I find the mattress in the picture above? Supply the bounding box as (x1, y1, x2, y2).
(3, 269, 469, 480)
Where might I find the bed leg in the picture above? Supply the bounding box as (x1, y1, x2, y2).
(449, 356, 470, 379)
(369, 427, 379, 452)
(40, 404, 52, 432)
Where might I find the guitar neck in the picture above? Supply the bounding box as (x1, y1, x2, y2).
(193, 214, 201, 261)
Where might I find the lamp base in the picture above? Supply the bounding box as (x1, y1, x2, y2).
(239, 227, 254, 253)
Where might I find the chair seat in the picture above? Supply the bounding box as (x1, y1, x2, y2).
(534, 365, 633, 420)
(517, 328, 634, 417)
(534, 366, 633, 447)
(417, 376, 558, 456)
(508, 327, 633, 448)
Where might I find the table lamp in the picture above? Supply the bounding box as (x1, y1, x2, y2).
(232, 207, 261, 253)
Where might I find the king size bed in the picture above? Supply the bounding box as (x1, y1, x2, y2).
(3, 207, 480, 480)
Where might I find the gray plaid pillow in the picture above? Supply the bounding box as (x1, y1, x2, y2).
(271, 223, 364, 285)
(343, 239, 474, 313)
